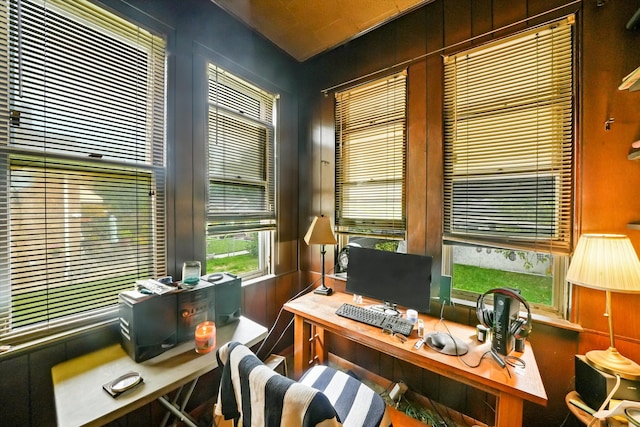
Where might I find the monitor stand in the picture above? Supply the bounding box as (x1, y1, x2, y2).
(368, 301, 402, 317)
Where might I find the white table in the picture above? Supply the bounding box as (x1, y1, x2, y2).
(52, 316, 267, 427)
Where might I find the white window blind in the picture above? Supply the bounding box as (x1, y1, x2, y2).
(335, 71, 407, 238)
(0, 0, 166, 339)
(443, 17, 574, 254)
(207, 64, 277, 234)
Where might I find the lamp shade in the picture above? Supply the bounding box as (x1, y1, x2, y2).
(304, 215, 337, 245)
(566, 234, 640, 293)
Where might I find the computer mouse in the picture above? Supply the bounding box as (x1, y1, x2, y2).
(429, 332, 447, 350)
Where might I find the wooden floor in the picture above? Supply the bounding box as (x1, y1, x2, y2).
(211, 405, 426, 426)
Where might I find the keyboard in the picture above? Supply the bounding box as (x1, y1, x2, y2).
(335, 303, 414, 336)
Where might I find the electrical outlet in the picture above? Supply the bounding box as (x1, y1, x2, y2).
(389, 381, 408, 401)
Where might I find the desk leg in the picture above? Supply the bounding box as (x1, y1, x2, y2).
(159, 379, 199, 427)
(292, 316, 327, 379)
(495, 393, 523, 427)
(312, 325, 326, 365)
(293, 314, 308, 379)
(157, 395, 198, 427)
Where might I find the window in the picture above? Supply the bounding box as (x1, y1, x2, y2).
(442, 17, 574, 315)
(206, 64, 276, 279)
(0, 0, 166, 341)
(335, 71, 407, 251)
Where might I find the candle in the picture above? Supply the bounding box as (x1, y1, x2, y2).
(194, 321, 216, 354)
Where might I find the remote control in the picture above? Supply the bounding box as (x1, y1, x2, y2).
(136, 279, 174, 295)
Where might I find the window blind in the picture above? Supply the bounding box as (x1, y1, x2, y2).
(0, 0, 166, 339)
(335, 71, 407, 238)
(443, 17, 574, 254)
(207, 64, 277, 234)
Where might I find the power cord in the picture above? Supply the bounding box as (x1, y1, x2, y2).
(587, 373, 621, 427)
(255, 266, 336, 359)
(436, 309, 516, 378)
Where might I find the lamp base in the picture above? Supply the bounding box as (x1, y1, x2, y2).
(314, 285, 333, 296)
(586, 347, 640, 381)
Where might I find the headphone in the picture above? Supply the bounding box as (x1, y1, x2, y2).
(476, 288, 532, 339)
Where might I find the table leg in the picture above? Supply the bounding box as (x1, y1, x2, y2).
(157, 395, 199, 427)
(293, 314, 308, 379)
(313, 325, 326, 365)
(495, 392, 523, 427)
(159, 378, 199, 427)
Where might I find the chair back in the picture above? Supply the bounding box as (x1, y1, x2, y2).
(216, 342, 341, 427)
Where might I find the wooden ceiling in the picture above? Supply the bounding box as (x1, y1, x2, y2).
(210, 0, 432, 62)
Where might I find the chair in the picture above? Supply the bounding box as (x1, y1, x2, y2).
(214, 341, 392, 427)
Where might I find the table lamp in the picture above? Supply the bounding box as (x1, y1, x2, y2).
(566, 233, 640, 380)
(304, 215, 337, 295)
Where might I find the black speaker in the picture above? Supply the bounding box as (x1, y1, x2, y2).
(206, 272, 242, 326)
(119, 292, 177, 362)
(575, 355, 640, 410)
(177, 280, 216, 342)
(476, 287, 532, 356)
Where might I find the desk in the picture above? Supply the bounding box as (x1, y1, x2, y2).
(283, 291, 547, 427)
(51, 316, 267, 427)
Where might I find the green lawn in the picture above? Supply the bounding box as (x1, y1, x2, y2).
(207, 237, 252, 254)
(206, 253, 257, 275)
(453, 264, 552, 305)
(206, 234, 257, 276)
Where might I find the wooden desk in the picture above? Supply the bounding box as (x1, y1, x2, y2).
(52, 316, 267, 427)
(284, 291, 547, 427)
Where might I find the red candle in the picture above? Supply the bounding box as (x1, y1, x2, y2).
(195, 321, 216, 354)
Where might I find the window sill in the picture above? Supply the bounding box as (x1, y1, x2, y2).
(0, 316, 119, 361)
(1, 275, 279, 361)
(242, 273, 276, 287)
(447, 296, 583, 333)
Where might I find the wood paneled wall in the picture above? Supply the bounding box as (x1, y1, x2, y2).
(0, 0, 302, 425)
(4, 1, 640, 426)
(576, 0, 640, 361)
(301, 1, 640, 426)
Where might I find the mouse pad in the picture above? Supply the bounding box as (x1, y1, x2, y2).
(425, 332, 469, 356)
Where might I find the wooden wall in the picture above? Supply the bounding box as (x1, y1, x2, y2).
(301, 1, 640, 426)
(575, 0, 640, 365)
(3, 1, 640, 426)
(0, 0, 303, 425)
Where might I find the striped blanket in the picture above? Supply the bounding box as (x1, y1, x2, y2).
(215, 341, 341, 427)
(299, 365, 390, 427)
(215, 342, 391, 427)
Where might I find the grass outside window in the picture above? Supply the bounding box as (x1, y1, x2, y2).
(453, 264, 552, 306)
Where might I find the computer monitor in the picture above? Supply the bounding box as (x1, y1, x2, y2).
(346, 246, 432, 313)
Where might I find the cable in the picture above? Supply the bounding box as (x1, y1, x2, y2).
(425, 395, 450, 427)
(254, 277, 317, 357)
(587, 373, 621, 427)
(438, 317, 513, 379)
(504, 355, 526, 369)
(255, 265, 335, 358)
(260, 317, 294, 358)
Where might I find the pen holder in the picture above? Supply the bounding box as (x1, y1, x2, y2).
(195, 321, 216, 354)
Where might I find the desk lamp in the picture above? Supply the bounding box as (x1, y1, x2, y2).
(566, 234, 640, 380)
(304, 215, 337, 295)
